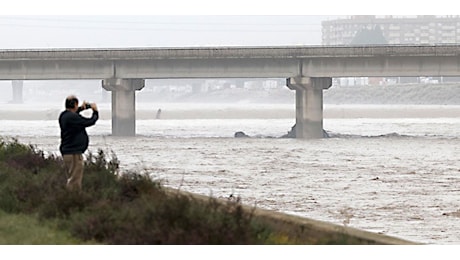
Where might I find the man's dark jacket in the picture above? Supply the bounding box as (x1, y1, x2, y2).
(59, 108, 99, 155)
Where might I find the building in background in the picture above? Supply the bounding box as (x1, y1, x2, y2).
(322, 15, 460, 45)
(322, 15, 460, 86)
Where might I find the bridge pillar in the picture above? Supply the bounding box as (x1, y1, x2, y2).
(11, 80, 24, 103)
(287, 77, 332, 139)
(102, 78, 145, 136)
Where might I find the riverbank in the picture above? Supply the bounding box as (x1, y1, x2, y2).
(0, 137, 417, 245)
(2, 82, 460, 120)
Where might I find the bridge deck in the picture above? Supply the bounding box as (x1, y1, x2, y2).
(1, 44, 460, 61)
(1, 45, 460, 80)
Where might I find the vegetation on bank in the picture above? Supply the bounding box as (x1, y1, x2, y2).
(0, 136, 373, 245)
(0, 136, 286, 244)
(0, 209, 93, 244)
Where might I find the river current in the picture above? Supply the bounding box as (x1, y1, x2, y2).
(1, 103, 460, 245)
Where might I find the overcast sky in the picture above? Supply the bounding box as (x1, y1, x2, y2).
(1, 0, 451, 49)
(0, 15, 344, 49)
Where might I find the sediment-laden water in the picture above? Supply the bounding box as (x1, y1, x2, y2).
(1, 103, 460, 245)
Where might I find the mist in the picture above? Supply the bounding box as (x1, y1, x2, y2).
(2, 15, 460, 119)
(0, 15, 342, 49)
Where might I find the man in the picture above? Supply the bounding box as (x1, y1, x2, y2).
(59, 95, 99, 191)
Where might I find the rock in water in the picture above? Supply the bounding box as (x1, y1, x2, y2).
(234, 131, 250, 138)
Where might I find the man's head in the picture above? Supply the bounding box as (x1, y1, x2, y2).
(65, 95, 79, 110)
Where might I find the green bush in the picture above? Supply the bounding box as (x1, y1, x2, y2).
(0, 137, 275, 244)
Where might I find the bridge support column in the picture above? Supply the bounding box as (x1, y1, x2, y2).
(102, 78, 145, 136)
(287, 77, 332, 139)
(11, 80, 24, 103)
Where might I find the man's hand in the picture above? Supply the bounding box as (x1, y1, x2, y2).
(90, 103, 98, 112)
(80, 101, 90, 110)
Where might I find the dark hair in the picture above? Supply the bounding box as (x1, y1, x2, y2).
(65, 96, 78, 109)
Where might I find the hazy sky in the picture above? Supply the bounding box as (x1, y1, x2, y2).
(1, 0, 449, 49)
(0, 15, 344, 49)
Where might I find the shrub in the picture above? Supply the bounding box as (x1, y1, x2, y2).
(0, 137, 275, 244)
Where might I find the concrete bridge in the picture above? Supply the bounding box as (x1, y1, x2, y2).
(2, 45, 460, 138)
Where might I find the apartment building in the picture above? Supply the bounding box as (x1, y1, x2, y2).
(322, 15, 460, 45)
(321, 16, 460, 85)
